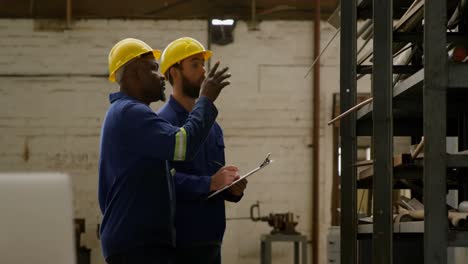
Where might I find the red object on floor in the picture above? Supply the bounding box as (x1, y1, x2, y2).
(452, 46, 468, 62)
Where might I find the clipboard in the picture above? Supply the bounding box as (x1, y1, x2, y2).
(207, 153, 273, 199)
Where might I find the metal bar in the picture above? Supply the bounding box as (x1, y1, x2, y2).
(357, 65, 421, 74)
(357, 19, 373, 39)
(225, 217, 251, 220)
(372, 0, 393, 262)
(424, 0, 448, 263)
(207, 19, 212, 71)
(66, 0, 72, 28)
(447, 153, 468, 168)
(248, 0, 258, 30)
(331, 109, 341, 225)
(393, 32, 424, 43)
(294, 241, 299, 264)
(312, 0, 320, 263)
(260, 240, 266, 264)
(304, 28, 340, 78)
(252, 0, 256, 24)
(353, 160, 374, 167)
(411, 137, 425, 159)
(358, 118, 463, 138)
(357, 36, 372, 58)
(328, 97, 373, 125)
(393, 32, 468, 44)
(457, 113, 468, 203)
(340, 0, 357, 263)
(448, 231, 468, 247)
(29, 0, 35, 16)
(263, 239, 272, 264)
(302, 237, 307, 264)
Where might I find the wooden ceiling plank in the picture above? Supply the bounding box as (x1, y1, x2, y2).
(0, 0, 339, 19)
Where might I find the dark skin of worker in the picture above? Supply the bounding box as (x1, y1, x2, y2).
(119, 52, 230, 105)
(168, 53, 247, 195)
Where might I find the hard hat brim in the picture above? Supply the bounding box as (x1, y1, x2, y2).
(108, 49, 162, 82)
(152, 50, 162, 60)
(202, 50, 213, 60)
(160, 50, 213, 75)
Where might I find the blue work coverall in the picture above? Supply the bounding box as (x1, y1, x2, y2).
(158, 95, 242, 264)
(98, 92, 218, 263)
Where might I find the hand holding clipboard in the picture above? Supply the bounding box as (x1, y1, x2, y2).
(207, 153, 274, 199)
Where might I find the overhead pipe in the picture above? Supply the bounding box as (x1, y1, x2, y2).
(249, 0, 258, 30)
(66, 0, 72, 28)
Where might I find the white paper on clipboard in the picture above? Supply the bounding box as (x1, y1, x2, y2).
(207, 153, 273, 199)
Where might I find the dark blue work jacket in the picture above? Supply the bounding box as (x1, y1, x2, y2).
(98, 92, 217, 259)
(158, 95, 241, 248)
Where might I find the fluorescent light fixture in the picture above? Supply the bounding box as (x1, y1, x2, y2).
(338, 147, 341, 176)
(211, 19, 234, 26)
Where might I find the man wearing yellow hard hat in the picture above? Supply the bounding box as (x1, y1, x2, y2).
(158, 37, 247, 264)
(98, 37, 231, 264)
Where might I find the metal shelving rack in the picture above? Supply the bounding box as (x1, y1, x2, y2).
(340, 1, 468, 264)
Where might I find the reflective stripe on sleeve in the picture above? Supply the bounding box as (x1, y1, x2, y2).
(173, 127, 187, 161)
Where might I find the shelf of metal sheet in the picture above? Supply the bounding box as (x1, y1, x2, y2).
(357, 224, 468, 261)
(357, 222, 425, 264)
(356, 164, 461, 190)
(339, 1, 468, 263)
(358, 223, 468, 248)
(357, 221, 424, 234)
(356, 64, 468, 137)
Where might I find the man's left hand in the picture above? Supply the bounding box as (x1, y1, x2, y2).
(228, 179, 248, 197)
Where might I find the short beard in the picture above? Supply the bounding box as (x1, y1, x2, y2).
(159, 92, 167, 102)
(181, 75, 201, 99)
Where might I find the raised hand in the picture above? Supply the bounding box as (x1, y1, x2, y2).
(199, 61, 231, 102)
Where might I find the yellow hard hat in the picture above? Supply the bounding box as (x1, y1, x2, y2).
(108, 38, 161, 82)
(160, 37, 213, 76)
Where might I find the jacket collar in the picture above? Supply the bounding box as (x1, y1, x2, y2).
(168, 95, 189, 115)
(109, 91, 133, 103)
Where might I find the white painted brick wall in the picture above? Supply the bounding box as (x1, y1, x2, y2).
(0, 18, 370, 264)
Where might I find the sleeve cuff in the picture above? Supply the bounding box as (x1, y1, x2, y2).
(223, 192, 243, 203)
(197, 96, 218, 118)
(201, 175, 212, 194)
